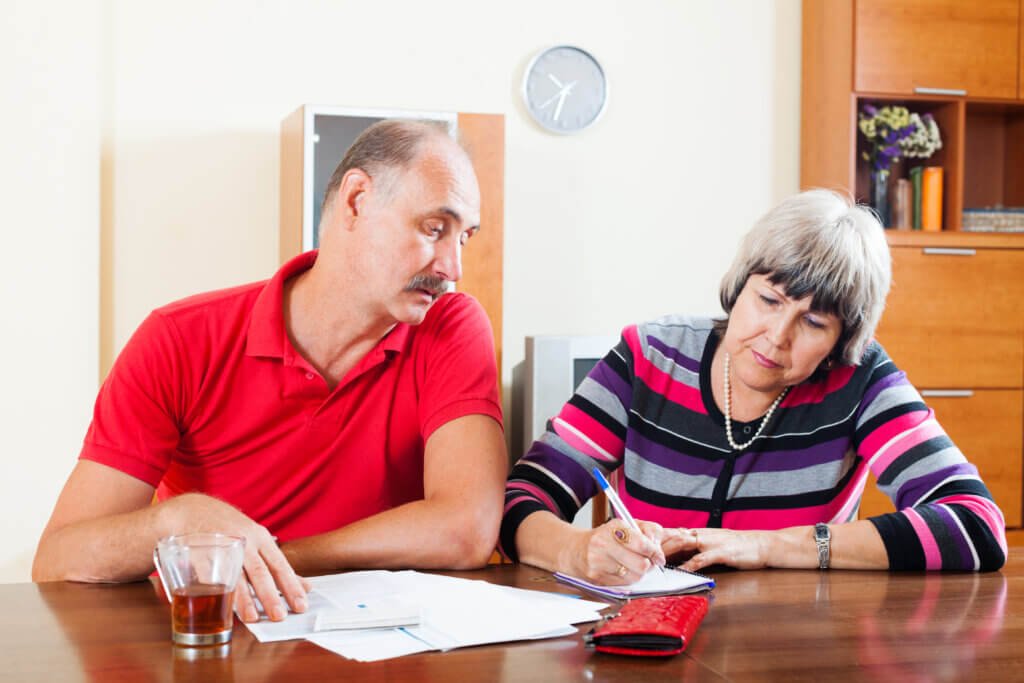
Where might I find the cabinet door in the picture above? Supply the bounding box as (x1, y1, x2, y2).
(875, 247, 1024, 389)
(859, 389, 1022, 527)
(855, 0, 1020, 99)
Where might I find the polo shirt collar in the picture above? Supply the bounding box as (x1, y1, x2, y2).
(246, 250, 413, 360)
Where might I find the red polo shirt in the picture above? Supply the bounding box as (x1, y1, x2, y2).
(80, 251, 502, 542)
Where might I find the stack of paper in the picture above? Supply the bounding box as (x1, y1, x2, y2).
(244, 570, 608, 662)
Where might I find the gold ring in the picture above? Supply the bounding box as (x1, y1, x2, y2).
(616, 564, 628, 577)
(613, 528, 630, 545)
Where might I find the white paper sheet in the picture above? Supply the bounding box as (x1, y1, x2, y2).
(242, 569, 608, 660)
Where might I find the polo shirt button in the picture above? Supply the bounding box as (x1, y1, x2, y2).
(305, 372, 315, 380)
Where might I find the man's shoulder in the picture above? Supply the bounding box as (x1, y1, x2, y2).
(152, 279, 268, 325)
(419, 291, 490, 330)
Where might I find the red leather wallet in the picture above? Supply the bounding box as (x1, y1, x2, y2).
(584, 595, 709, 657)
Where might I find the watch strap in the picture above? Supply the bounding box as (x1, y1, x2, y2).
(814, 523, 831, 570)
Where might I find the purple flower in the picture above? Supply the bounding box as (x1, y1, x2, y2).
(863, 104, 878, 116)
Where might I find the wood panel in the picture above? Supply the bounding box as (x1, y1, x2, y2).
(800, 0, 855, 193)
(279, 107, 305, 263)
(855, 0, 1020, 99)
(859, 389, 1023, 526)
(455, 113, 505, 373)
(875, 247, 1024, 388)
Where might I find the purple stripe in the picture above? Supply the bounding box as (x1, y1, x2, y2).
(519, 440, 600, 499)
(589, 361, 633, 410)
(894, 463, 978, 507)
(647, 335, 701, 373)
(931, 503, 975, 569)
(625, 432, 725, 478)
(856, 369, 907, 421)
(733, 437, 852, 475)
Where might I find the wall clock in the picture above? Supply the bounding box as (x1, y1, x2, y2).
(522, 45, 608, 134)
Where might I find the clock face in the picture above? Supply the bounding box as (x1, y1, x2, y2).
(523, 46, 607, 134)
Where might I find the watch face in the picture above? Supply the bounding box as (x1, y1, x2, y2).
(523, 45, 607, 134)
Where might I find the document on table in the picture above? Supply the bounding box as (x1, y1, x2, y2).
(243, 570, 608, 662)
(554, 566, 715, 600)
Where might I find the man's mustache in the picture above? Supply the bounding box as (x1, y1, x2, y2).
(404, 274, 449, 298)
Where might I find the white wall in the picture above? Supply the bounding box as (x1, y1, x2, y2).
(0, 0, 801, 582)
(0, 1, 101, 583)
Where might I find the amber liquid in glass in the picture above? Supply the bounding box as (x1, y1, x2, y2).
(171, 583, 233, 635)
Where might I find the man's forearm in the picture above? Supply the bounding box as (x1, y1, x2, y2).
(281, 497, 501, 575)
(32, 503, 172, 583)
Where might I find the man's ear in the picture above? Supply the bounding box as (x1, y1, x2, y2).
(336, 169, 372, 228)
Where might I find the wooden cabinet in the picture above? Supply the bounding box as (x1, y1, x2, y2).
(803, 0, 1024, 232)
(854, 0, 1021, 99)
(858, 235, 1024, 527)
(803, 1, 1024, 531)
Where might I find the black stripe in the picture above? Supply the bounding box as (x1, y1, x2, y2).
(876, 435, 955, 485)
(916, 505, 962, 569)
(916, 477, 995, 506)
(566, 394, 627, 440)
(948, 504, 1006, 571)
(603, 342, 632, 384)
(498, 500, 548, 563)
(868, 513, 925, 570)
(627, 410, 729, 461)
(624, 477, 713, 512)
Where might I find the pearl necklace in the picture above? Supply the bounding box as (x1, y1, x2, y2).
(723, 352, 789, 451)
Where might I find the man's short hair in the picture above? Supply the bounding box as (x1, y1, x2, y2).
(319, 119, 452, 219)
(717, 189, 892, 367)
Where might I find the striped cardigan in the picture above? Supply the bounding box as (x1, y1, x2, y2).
(501, 316, 1007, 571)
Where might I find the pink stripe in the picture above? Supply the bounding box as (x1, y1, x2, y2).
(631, 354, 706, 413)
(723, 506, 832, 530)
(622, 324, 707, 414)
(835, 467, 871, 521)
(903, 508, 942, 570)
(861, 410, 934, 470)
(870, 425, 947, 478)
(503, 494, 537, 515)
(617, 486, 709, 529)
(554, 403, 622, 461)
(506, 482, 560, 516)
(785, 365, 856, 407)
(935, 495, 1008, 555)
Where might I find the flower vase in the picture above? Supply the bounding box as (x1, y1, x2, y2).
(870, 170, 891, 228)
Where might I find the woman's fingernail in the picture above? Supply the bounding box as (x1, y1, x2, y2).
(296, 596, 308, 612)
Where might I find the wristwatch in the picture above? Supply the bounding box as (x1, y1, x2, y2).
(814, 523, 831, 570)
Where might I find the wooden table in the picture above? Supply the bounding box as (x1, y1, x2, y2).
(6, 556, 1024, 682)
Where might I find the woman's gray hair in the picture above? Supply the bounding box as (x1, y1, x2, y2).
(717, 189, 891, 367)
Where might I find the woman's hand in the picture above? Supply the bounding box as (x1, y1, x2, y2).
(662, 527, 772, 572)
(564, 519, 668, 585)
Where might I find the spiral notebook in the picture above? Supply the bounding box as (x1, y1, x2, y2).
(554, 567, 714, 600)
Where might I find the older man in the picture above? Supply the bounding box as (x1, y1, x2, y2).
(33, 120, 506, 623)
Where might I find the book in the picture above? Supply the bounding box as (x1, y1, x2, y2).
(892, 178, 912, 229)
(909, 166, 923, 230)
(922, 166, 944, 231)
(554, 567, 715, 600)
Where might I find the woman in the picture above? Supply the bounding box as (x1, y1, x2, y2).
(501, 190, 1006, 583)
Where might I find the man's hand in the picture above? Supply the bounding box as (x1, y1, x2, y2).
(164, 494, 310, 622)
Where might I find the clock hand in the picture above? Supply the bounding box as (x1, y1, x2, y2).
(553, 89, 569, 121)
(547, 73, 564, 89)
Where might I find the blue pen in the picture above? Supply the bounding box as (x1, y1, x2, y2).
(592, 467, 665, 573)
